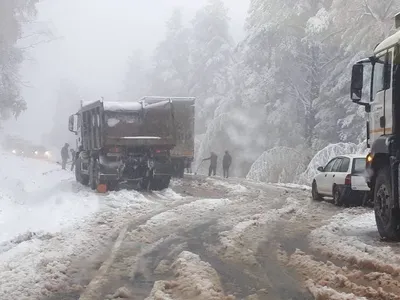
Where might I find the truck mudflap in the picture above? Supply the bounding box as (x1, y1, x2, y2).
(153, 161, 174, 176)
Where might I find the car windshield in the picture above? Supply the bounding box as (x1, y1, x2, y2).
(353, 158, 366, 174)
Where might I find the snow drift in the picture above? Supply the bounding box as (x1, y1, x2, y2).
(0, 151, 100, 244)
(246, 146, 307, 183)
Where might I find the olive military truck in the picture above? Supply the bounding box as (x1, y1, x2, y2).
(140, 96, 195, 178)
(68, 99, 177, 191)
(350, 12, 400, 239)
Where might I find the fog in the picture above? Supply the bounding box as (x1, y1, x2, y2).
(3, 0, 248, 144)
(2, 0, 398, 180)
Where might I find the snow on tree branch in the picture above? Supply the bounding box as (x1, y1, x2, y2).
(246, 147, 307, 184)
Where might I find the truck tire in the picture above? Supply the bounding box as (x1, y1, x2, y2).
(178, 159, 185, 178)
(374, 167, 400, 240)
(107, 181, 118, 191)
(150, 176, 171, 191)
(89, 159, 100, 190)
(75, 157, 89, 186)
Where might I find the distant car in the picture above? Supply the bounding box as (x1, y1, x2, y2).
(3, 137, 52, 161)
(311, 154, 369, 206)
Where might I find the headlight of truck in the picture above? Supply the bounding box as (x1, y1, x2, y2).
(44, 151, 51, 157)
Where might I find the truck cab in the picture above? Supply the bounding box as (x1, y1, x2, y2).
(350, 12, 400, 240)
(68, 100, 177, 191)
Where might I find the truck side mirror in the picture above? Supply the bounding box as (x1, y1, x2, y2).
(68, 114, 78, 133)
(350, 64, 364, 102)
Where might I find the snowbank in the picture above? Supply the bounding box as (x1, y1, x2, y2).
(207, 178, 248, 194)
(246, 146, 306, 183)
(141, 198, 231, 229)
(145, 251, 234, 300)
(309, 208, 400, 273)
(0, 151, 161, 299)
(0, 152, 101, 244)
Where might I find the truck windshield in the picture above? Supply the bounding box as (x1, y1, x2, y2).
(352, 158, 366, 174)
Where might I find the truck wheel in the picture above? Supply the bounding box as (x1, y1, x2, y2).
(75, 157, 89, 186)
(178, 160, 185, 178)
(107, 181, 119, 191)
(150, 176, 171, 191)
(89, 159, 100, 190)
(75, 157, 82, 183)
(374, 167, 400, 240)
(311, 181, 323, 201)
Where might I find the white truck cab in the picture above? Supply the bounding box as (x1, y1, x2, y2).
(350, 12, 400, 240)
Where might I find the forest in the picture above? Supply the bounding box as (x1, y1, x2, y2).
(123, 0, 400, 182)
(2, 0, 400, 184)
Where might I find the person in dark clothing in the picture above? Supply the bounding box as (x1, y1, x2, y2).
(70, 149, 76, 171)
(222, 150, 232, 178)
(61, 143, 69, 170)
(203, 152, 218, 176)
(185, 158, 192, 174)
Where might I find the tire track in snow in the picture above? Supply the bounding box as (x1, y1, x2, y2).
(42, 190, 205, 300)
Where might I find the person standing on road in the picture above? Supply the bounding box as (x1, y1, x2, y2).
(185, 158, 192, 174)
(203, 152, 218, 176)
(222, 150, 232, 178)
(70, 148, 76, 171)
(61, 143, 69, 170)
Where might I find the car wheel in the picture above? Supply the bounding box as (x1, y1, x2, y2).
(333, 185, 343, 206)
(312, 181, 323, 201)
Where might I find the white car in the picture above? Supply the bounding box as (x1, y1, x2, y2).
(311, 154, 370, 206)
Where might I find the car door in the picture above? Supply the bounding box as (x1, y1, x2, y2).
(328, 158, 343, 195)
(318, 158, 337, 194)
(337, 157, 351, 186)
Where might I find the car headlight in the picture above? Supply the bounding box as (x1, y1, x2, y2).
(12, 149, 16, 154)
(34, 151, 39, 155)
(44, 151, 51, 157)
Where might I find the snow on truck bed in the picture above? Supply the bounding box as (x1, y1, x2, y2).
(81, 100, 142, 111)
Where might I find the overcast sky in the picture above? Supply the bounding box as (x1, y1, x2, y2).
(4, 0, 249, 144)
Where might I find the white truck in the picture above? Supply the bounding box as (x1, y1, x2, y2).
(350, 12, 400, 240)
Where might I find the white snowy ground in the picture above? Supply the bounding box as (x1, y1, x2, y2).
(299, 208, 400, 299)
(2, 155, 400, 300)
(0, 152, 173, 300)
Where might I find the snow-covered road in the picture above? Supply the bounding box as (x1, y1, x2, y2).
(1, 154, 400, 300)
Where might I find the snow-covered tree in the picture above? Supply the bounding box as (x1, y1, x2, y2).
(247, 146, 307, 183)
(155, 0, 399, 181)
(0, 0, 39, 120)
(149, 8, 191, 96)
(189, 0, 235, 133)
(120, 49, 149, 101)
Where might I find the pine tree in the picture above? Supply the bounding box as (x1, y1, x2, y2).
(189, 0, 235, 133)
(149, 8, 191, 96)
(120, 49, 149, 101)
